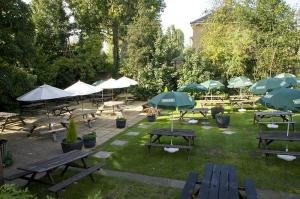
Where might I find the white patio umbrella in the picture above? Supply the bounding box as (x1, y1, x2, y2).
(64, 80, 99, 96)
(17, 84, 73, 102)
(96, 78, 129, 100)
(17, 84, 73, 117)
(116, 76, 138, 102)
(65, 80, 100, 111)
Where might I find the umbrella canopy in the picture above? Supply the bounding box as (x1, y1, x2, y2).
(201, 80, 224, 90)
(249, 77, 290, 95)
(96, 78, 129, 90)
(228, 76, 253, 88)
(92, 80, 104, 86)
(177, 83, 208, 93)
(275, 73, 296, 78)
(148, 91, 195, 110)
(65, 80, 99, 96)
(257, 88, 300, 112)
(17, 84, 73, 102)
(117, 76, 138, 86)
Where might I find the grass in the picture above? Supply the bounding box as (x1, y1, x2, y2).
(28, 102, 300, 198)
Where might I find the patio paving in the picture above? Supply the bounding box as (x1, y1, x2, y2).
(110, 140, 128, 146)
(93, 151, 113, 159)
(126, 131, 140, 136)
(1, 101, 146, 177)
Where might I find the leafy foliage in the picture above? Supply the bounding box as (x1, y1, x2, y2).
(0, 184, 36, 199)
(66, 119, 78, 144)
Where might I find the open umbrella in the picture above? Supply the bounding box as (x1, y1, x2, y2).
(249, 77, 290, 95)
(228, 76, 253, 97)
(257, 88, 300, 112)
(148, 91, 195, 152)
(95, 78, 129, 100)
(201, 80, 224, 100)
(275, 73, 296, 78)
(177, 83, 208, 93)
(17, 84, 73, 102)
(257, 88, 300, 161)
(116, 76, 138, 102)
(92, 80, 104, 86)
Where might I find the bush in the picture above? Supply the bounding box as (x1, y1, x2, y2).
(66, 119, 78, 144)
(0, 184, 36, 199)
(83, 132, 96, 141)
(116, 116, 126, 121)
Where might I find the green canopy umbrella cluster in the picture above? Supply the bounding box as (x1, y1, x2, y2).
(228, 76, 253, 97)
(201, 80, 224, 90)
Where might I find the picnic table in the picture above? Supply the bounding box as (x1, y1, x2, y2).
(230, 99, 256, 110)
(49, 104, 75, 116)
(179, 108, 209, 120)
(229, 95, 253, 100)
(180, 163, 258, 199)
(6, 150, 102, 197)
(102, 101, 124, 115)
(257, 131, 300, 156)
(253, 111, 293, 124)
(204, 95, 226, 101)
(0, 112, 26, 132)
(145, 128, 196, 159)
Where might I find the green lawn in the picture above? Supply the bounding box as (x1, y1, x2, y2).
(28, 104, 300, 198)
(94, 105, 300, 194)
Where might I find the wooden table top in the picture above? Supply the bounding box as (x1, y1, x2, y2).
(151, 128, 195, 137)
(0, 112, 19, 118)
(258, 132, 300, 141)
(104, 101, 124, 106)
(18, 150, 90, 173)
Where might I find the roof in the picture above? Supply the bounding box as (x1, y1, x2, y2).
(190, 13, 212, 25)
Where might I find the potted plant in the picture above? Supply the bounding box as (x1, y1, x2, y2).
(147, 108, 157, 122)
(211, 106, 224, 119)
(116, 116, 126, 128)
(83, 132, 97, 148)
(215, 113, 230, 128)
(61, 119, 83, 153)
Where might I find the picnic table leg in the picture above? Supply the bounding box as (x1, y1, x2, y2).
(46, 171, 55, 184)
(1, 118, 9, 132)
(60, 165, 70, 176)
(25, 172, 37, 187)
(81, 158, 95, 182)
(19, 116, 26, 125)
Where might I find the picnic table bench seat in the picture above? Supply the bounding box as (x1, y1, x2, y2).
(48, 164, 103, 198)
(262, 149, 300, 156)
(145, 143, 193, 150)
(180, 172, 199, 199)
(244, 179, 258, 199)
(5, 170, 33, 181)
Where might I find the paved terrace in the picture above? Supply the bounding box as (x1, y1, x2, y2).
(1, 101, 146, 177)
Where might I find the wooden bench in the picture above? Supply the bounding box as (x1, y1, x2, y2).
(48, 164, 103, 198)
(244, 179, 258, 199)
(5, 170, 33, 181)
(257, 121, 296, 131)
(262, 149, 300, 157)
(180, 172, 199, 199)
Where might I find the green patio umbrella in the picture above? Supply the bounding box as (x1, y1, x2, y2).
(275, 73, 299, 86)
(257, 88, 300, 112)
(177, 83, 208, 93)
(228, 76, 253, 97)
(275, 73, 296, 78)
(201, 80, 224, 100)
(249, 77, 290, 95)
(148, 91, 195, 152)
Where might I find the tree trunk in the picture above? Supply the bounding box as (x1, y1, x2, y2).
(112, 20, 119, 78)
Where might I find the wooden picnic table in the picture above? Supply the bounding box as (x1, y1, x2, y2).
(103, 101, 124, 115)
(17, 150, 93, 186)
(49, 104, 75, 116)
(180, 163, 257, 199)
(230, 99, 256, 110)
(145, 128, 196, 159)
(0, 112, 26, 132)
(253, 111, 293, 124)
(229, 95, 253, 100)
(179, 108, 209, 120)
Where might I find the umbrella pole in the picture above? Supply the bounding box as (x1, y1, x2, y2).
(286, 121, 290, 152)
(111, 89, 113, 101)
(171, 111, 174, 132)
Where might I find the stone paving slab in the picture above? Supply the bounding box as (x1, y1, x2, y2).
(93, 151, 113, 159)
(111, 140, 128, 146)
(202, 125, 212, 129)
(126, 131, 140, 136)
(222, 130, 236, 135)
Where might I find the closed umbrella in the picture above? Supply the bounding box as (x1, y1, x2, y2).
(177, 83, 208, 94)
(249, 77, 290, 95)
(148, 91, 195, 152)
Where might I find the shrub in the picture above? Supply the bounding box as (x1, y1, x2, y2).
(116, 116, 126, 121)
(66, 119, 78, 144)
(0, 184, 36, 199)
(83, 132, 96, 141)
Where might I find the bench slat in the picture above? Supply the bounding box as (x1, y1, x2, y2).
(262, 150, 300, 156)
(180, 172, 198, 199)
(5, 171, 33, 181)
(145, 143, 192, 149)
(244, 179, 258, 199)
(198, 163, 213, 199)
(48, 164, 102, 193)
